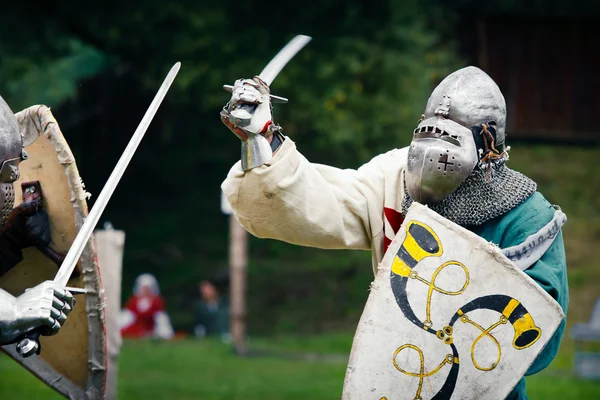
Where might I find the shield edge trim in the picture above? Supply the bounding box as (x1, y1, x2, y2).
(2, 345, 87, 399)
(2, 106, 107, 399)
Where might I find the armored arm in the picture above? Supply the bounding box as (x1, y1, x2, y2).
(220, 76, 401, 250)
(0, 288, 20, 344)
(221, 138, 403, 251)
(0, 281, 74, 345)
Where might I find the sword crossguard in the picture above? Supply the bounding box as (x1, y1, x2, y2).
(15, 286, 85, 358)
(222, 85, 288, 103)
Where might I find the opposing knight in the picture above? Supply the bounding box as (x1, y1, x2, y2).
(221, 66, 568, 399)
(0, 95, 74, 346)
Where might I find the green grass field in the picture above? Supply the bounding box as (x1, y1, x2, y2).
(1, 335, 599, 399)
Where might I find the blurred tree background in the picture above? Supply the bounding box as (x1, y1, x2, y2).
(0, 0, 598, 337)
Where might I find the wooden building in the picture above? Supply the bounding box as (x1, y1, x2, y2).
(454, 2, 600, 143)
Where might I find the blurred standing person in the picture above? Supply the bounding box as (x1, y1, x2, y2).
(193, 279, 230, 342)
(120, 273, 174, 340)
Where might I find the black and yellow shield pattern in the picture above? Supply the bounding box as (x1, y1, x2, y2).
(342, 203, 564, 400)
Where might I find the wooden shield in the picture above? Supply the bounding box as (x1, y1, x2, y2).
(342, 203, 564, 400)
(0, 106, 106, 399)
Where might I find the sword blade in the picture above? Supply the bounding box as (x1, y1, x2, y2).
(258, 35, 312, 86)
(54, 62, 181, 286)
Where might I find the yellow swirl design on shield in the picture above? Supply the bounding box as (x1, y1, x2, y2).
(392, 344, 456, 400)
(388, 219, 543, 399)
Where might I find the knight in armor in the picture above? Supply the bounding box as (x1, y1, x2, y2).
(220, 67, 568, 399)
(0, 95, 74, 346)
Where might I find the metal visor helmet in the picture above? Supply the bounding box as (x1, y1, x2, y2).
(405, 66, 507, 204)
(0, 95, 26, 223)
(406, 117, 478, 204)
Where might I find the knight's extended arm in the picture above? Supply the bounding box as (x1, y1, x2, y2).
(220, 78, 412, 253)
(222, 142, 407, 256)
(0, 282, 74, 345)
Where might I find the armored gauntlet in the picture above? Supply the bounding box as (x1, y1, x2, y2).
(0, 281, 75, 345)
(220, 77, 283, 171)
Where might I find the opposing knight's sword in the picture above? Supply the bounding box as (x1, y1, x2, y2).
(16, 62, 181, 358)
(223, 34, 312, 103)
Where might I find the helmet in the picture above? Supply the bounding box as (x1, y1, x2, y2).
(405, 67, 507, 204)
(0, 95, 26, 223)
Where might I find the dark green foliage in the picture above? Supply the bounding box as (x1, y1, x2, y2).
(0, 1, 471, 335)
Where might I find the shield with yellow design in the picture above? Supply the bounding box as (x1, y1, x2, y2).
(342, 203, 563, 400)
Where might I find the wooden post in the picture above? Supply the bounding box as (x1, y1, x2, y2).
(222, 191, 248, 355)
(229, 215, 248, 355)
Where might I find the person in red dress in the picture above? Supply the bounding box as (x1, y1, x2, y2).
(119, 273, 174, 339)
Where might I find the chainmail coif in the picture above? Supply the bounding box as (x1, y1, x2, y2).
(401, 160, 537, 227)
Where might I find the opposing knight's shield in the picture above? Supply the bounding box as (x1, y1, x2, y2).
(0, 106, 106, 399)
(343, 203, 564, 400)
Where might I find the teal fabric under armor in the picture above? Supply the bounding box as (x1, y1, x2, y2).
(469, 192, 569, 400)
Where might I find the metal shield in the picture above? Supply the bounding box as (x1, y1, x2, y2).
(0, 106, 106, 399)
(342, 203, 564, 400)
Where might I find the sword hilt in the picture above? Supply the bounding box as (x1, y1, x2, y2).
(15, 287, 86, 358)
(222, 85, 288, 103)
(17, 331, 41, 358)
